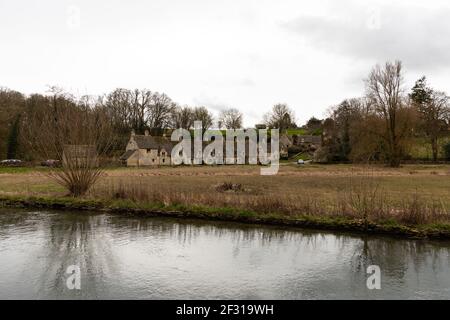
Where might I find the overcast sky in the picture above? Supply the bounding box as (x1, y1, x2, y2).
(1, 0, 450, 126)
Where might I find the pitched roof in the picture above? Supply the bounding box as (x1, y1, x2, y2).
(120, 149, 136, 160)
(133, 135, 174, 152)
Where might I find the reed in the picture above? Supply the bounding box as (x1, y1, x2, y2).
(89, 175, 449, 226)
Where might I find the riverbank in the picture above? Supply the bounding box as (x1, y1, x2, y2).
(1, 164, 449, 239)
(1, 194, 450, 240)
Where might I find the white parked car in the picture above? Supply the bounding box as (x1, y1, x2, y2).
(297, 159, 305, 165)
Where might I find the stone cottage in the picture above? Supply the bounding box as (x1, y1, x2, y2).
(120, 130, 291, 166)
(120, 130, 172, 166)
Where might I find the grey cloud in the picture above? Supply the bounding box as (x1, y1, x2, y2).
(283, 5, 450, 71)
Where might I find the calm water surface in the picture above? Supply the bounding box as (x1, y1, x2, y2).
(0, 209, 449, 299)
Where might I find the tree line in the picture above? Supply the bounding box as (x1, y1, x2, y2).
(0, 60, 449, 166)
(321, 61, 450, 166)
(0, 87, 241, 159)
(0, 85, 299, 160)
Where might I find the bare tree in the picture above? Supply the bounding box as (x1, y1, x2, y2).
(365, 61, 411, 167)
(22, 89, 113, 196)
(102, 88, 176, 145)
(192, 106, 214, 132)
(218, 108, 243, 129)
(102, 88, 155, 134)
(0, 87, 26, 159)
(103, 88, 133, 133)
(263, 103, 296, 133)
(147, 92, 176, 133)
(421, 91, 449, 161)
(170, 105, 194, 129)
(130, 89, 152, 133)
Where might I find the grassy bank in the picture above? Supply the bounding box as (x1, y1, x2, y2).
(1, 164, 449, 239)
(1, 194, 450, 240)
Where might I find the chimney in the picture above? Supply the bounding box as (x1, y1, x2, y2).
(145, 130, 150, 136)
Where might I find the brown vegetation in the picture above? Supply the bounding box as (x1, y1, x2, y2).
(53, 164, 448, 227)
(89, 177, 448, 226)
(0, 164, 448, 229)
(20, 88, 113, 196)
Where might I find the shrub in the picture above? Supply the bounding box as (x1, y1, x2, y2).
(214, 182, 243, 193)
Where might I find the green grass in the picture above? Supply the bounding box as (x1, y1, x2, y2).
(0, 166, 37, 174)
(286, 128, 308, 136)
(409, 136, 450, 159)
(289, 152, 313, 161)
(0, 166, 55, 174)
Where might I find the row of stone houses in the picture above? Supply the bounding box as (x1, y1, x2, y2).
(120, 130, 322, 166)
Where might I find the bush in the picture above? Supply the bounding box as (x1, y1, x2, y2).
(444, 142, 450, 160)
(214, 182, 244, 193)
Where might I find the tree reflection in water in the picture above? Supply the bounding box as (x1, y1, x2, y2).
(1, 208, 449, 299)
(31, 213, 120, 298)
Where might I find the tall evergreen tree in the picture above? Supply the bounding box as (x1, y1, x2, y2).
(410, 76, 432, 107)
(6, 115, 20, 159)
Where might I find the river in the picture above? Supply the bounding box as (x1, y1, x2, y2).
(0, 209, 449, 299)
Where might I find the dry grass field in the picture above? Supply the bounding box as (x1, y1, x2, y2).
(1, 163, 449, 225)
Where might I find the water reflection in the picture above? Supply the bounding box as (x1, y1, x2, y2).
(0, 209, 449, 299)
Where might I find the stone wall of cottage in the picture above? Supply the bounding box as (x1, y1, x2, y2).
(126, 149, 171, 166)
